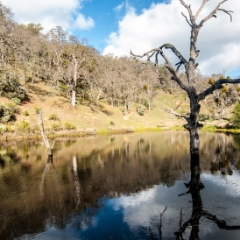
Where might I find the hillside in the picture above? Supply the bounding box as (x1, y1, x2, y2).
(0, 79, 234, 141)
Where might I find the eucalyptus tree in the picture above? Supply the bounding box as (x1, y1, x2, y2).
(0, 3, 16, 73)
(60, 38, 98, 106)
(140, 63, 159, 111)
(20, 23, 43, 36)
(131, 0, 240, 154)
(95, 55, 119, 106)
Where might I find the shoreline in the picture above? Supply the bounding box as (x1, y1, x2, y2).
(1, 124, 240, 142)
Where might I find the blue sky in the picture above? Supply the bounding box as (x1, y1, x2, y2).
(75, 0, 156, 51)
(1, 0, 240, 78)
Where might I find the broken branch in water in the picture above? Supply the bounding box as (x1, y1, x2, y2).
(39, 109, 52, 156)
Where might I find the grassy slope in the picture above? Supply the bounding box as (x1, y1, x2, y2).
(0, 81, 233, 139)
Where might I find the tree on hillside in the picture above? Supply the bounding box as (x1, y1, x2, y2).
(20, 23, 43, 36)
(131, 0, 240, 154)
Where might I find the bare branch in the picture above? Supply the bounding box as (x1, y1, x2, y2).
(131, 43, 190, 94)
(199, 0, 228, 27)
(181, 12, 192, 27)
(198, 78, 240, 102)
(165, 107, 188, 120)
(160, 43, 188, 65)
(179, 0, 194, 22)
(218, 8, 233, 22)
(195, 0, 209, 20)
(158, 50, 190, 92)
(130, 48, 159, 61)
(158, 206, 167, 239)
(175, 61, 183, 72)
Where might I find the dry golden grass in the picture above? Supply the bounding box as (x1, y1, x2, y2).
(0, 82, 233, 139)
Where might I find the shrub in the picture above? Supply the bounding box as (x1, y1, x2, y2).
(232, 101, 240, 128)
(141, 99, 149, 109)
(221, 85, 228, 93)
(51, 122, 61, 131)
(110, 121, 115, 126)
(235, 85, 240, 92)
(64, 122, 76, 130)
(0, 103, 18, 123)
(49, 113, 59, 121)
(34, 106, 40, 114)
(199, 114, 209, 121)
(17, 120, 30, 133)
(0, 124, 7, 133)
(11, 98, 21, 105)
(0, 78, 28, 102)
(6, 123, 13, 132)
(138, 110, 144, 116)
(208, 78, 215, 85)
(23, 110, 29, 116)
(33, 125, 40, 133)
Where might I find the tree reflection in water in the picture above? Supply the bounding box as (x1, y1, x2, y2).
(1, 132, 240, 239)
(175, 152, 240, 240)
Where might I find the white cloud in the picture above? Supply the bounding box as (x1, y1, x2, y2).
(103, 0, 240, 77)
(114, 2, 124, 13)
(1, 0, 95, 32)
(74, 13, 95, 30)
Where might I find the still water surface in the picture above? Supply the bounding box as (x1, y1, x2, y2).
(1, 131, 240, 239)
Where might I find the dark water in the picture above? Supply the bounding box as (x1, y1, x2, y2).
(1, 131, 240, 239)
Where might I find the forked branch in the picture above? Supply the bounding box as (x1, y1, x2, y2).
(218, 8, 234, 22)
(199, 0, 232, 26)
(179, 0, 194, 22)
(160, 43, 188, 65)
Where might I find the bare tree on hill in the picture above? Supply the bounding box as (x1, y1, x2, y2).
(131, 0, 240, 154)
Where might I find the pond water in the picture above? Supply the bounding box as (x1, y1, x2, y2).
(1, 131, 240, 239)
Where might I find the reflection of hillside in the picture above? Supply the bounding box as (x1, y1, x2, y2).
(200, 132, 240, 175)
(0, 131, 240, 239)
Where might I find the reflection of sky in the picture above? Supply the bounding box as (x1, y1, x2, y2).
(202, 170, 240, 197)
(26, 172, 240, 240)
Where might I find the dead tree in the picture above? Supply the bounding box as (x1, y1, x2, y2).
(131, 0, 240, 154)
(39, 110, 52, 156)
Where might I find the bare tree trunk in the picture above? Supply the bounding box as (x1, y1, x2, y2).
(148, 98, 151, 111)
(184, 89, 202, 154)
(96, 87, 102, 105)
(71, 55, 78, 106)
